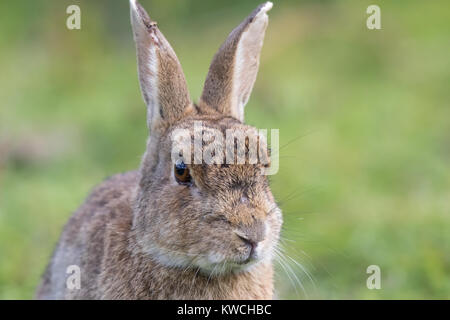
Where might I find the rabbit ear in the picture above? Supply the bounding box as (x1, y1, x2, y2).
(200, 2, 272, 122)
(130, 0, 190, 131)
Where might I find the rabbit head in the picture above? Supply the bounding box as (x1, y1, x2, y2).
(130, 0, 281, 276)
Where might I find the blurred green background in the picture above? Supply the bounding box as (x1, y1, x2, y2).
(0, 0, 449, 299)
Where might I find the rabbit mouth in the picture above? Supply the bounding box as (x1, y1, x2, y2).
(147, 238, 272, 276)
(197, 258, 261, 276)
(196, 248, 268, 276)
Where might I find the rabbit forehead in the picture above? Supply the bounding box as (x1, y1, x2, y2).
(191, 163, 265, 190)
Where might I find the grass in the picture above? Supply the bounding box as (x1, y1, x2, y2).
(0, 0, 449, 299)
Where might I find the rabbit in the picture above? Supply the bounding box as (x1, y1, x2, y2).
(36, 0, 282, 300)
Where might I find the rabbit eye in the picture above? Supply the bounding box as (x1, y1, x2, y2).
(174, 160, 191, 185)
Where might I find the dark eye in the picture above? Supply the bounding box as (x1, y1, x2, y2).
(174, 160, 191, 185)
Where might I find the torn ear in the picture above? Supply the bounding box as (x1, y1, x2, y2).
(200, 2, 272, 122)
(130, 0, 190, 131)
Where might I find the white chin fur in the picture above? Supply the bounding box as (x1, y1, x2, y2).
(148, 243, 272, 277)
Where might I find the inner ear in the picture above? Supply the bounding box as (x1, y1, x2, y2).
(200, 2, 273, 122)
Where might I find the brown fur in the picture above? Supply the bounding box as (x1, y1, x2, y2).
(36, 0, 280, 300)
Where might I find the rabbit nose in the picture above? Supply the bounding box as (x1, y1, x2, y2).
(236, 220, 266, 253)
(245, 220, 266, 243)
(238, 235, 258, 257)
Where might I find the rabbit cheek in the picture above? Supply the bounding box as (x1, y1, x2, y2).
(265, 210, 282, 258)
